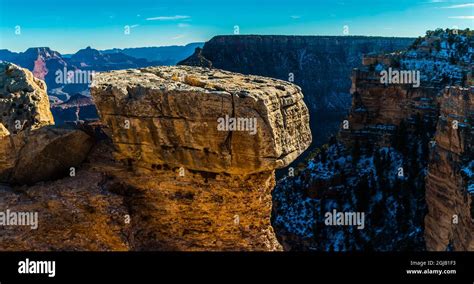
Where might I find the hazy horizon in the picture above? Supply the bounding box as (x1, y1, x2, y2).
(0, 34, 423, 54)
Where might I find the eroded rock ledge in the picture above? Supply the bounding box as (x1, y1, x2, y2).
(88, 66, 311, 250)
(0, 65, 311, 251)
(91, 66, 311, 175)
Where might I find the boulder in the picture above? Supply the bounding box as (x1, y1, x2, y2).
(0, 62, 94, 185)
(89, 66, 312, 250)
(91, 66, 311, 175)
(0, 62, 54, 133)
(10, 127, 95, 185)
(0, 127, 94, 184)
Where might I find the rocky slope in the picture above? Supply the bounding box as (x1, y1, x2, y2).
(272, 29, 473, 251)
(179, 35, 414, 156)
(0, 65, 311, 251)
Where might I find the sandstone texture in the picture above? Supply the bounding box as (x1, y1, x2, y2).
(0, 170, 130, 251)
(179, 35, 414, 157)
(106, 166, 281, 251)
(1, 64, 311, 251)
(0, 62, 94, 184)
(88, 66, 312, 250)
(0, 62, 54, 133)
(0, 123, 9, 136)
(424, 87, 474, 251)
(91, 66, 311, 175)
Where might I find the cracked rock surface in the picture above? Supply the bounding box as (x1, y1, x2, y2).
(0, 62, 94, 184)
(91, 66, 312, 175)
(0, 62, 54, 133)
(2, 65, 311, 251)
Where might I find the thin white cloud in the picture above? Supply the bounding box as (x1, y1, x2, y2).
(448, 15, 474, 19)
(442, 3, 474, 8)
(423, 0, 446, 3)
(130, 24, 139, 28)
(178, 23, 190, 28)
(172, 34, 185, 39)
(146, 15, 190, 21)
(290, 15, 301, 19)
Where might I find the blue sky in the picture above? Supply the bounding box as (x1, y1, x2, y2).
(0, 0, 472, 53)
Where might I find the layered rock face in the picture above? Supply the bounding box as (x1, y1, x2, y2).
(272, 29, 473, 251)
(179, 35, 414, 158)
(91, 66, 311, 175)
(424, 87, 474, 251)
(340, 68, 440, 148)
(88, 66, 311, 250)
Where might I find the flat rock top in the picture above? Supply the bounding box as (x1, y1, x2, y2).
(92, 65, 303, 101)
(92, 66, 311, 174)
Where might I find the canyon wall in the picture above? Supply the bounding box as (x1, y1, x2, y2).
(272, 29, 473, 251)
(424, 87, 474, 251)
(179, 35, 414, 155)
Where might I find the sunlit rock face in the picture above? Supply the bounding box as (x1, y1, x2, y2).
(0, 64, 311, 251)
(179, 35, 415, 156)
(0, 62, 54, 133)
(88, 65, 312, 250)
(0, 62, 93, 185)
(91, 66, 311, 175)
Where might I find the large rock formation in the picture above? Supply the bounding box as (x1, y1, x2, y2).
(272, 29, 473, 251)
(179, 35, 414, 158)
(0, 62, 54, 132)
(0, 62, 94, 184)
(424, 87, 474, 251)
(91, 66, 311, 175)
(0, 65, 311, 251)
(89, 66, 311, 250)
